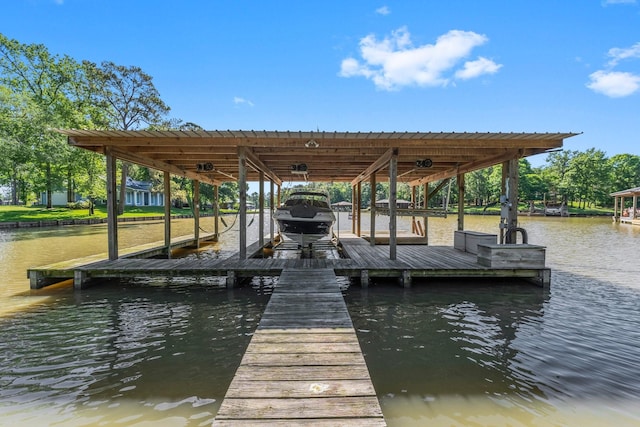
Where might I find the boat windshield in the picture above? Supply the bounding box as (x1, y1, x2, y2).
(283, 192, 330, 208)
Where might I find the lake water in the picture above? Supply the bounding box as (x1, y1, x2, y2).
(1, 214, 639, 426)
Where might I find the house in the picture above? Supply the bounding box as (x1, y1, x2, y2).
(125, 177, 164, 207)
(40, 177, 164, 207)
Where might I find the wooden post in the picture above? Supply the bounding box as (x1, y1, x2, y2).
(370, 173, 376, 246)
(238, 147, 247, 260)
(411, 185, 417, 234)
(164, 171, 171, 257)
(356, 181, 362, 237)
(634, 195, 638, 219)
(389, 149, 398, 260)
(193, 179, 200, 249)
(423, 182, 429, 244)
(457, 173, 465, 231)
(259, 171, 265, 248)
(504, 158, 519, 243)
(270, 180, 275, 245)
(214, 184, 219, 240)
(351, 185, 356, 234)
(106, 149, 118, 260)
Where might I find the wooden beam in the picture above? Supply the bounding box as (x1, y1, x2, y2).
(164, 172, 172, 257)
(409, 150, 520, 186)
(244, 147, 283, 186)
(107, 146, 222, 186)
(351, 148, 395, 186)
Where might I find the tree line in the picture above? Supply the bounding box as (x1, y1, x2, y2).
(2, 33, 638, 212)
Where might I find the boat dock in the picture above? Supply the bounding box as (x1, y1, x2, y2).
(213, 267, 385, 426)
(28, 232, 550, 290)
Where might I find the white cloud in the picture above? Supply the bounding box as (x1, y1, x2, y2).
(587, 70, 640, 97)
(602, 0, 636, 5)
(607, 42, 640, 67)
(376, 6, 390, 15)
(455, 57, 502, 80)
(339, 27, 501, 90)
(233, 97, 254, 107)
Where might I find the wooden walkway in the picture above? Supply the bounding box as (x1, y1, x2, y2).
(213, 268, 386, 426)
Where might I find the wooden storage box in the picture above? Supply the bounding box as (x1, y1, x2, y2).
(454, 230, 498, 254)
(477, 244, 546, 268)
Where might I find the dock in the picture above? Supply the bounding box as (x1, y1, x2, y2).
(213, 268, 385, 425)
(27, 233, 550, 290)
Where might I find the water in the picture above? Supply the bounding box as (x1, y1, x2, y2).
(1, 214, 640, 426)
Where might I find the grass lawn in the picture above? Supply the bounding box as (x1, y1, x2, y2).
(0, 205, 199, 223)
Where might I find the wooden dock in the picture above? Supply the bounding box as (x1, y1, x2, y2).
(213, 268, 386, 426)
(27, 233, 551, 289)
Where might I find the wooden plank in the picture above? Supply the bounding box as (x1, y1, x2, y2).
(224, 379, 376, 398)
(214, 419, 386, 426)
(215, 396, 384, 420)
(240, 352, 366, 366)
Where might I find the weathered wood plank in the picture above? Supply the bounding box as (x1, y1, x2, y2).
(240, 352, 367, 366)
(214, 418, 386, 426)
(215, 396, 384, 419)
(224, 379, 377, 398)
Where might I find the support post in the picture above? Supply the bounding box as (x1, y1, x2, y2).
(457, 173, 465, 231)
(389, 149, 398, 260)
(503, 158, 519, 243)
(238, 148, 247, 260)
(423, 182, 429, 244)
(270, 179, 275, 245)
(106, 149, 118, 260)
(164, 172, 172, 257)
(214, 184, 219, 240)
(370, 173, 376, 246)
(259, 171, 264, 248)
(351, 185, 356, 234)
(193, 180, 200, 248)
(356, 181, 362, 237)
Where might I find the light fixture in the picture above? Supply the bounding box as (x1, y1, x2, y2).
(196, 162, 214, 172)
(305, 139, 319, 148)
(416, 159, 433, 168)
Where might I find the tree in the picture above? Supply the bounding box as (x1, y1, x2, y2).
(83, 60, 170, 214)
(0, 33, 83, 207)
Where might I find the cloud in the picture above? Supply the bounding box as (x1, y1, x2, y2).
(455, 57, 502, 80)
(587, 42, 640, 97)
(375, 6, 390, 15)
(602, 0, 636, 5)
(233, 97, 254, 107)
(587, 70, 640, 97)
(339, 27, 501, 90)
(607, 42, 640, 67)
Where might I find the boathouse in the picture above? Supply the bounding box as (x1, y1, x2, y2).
(28, 130, 580, 290)
(611, 186, 640, 225)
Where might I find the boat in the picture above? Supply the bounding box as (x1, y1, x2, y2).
(273, 191, 336, 247)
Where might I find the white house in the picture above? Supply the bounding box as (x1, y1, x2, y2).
(124, 177, 164, 207)
(40, 177, 164, 207)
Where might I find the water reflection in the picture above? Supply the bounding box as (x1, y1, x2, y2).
(0, 282, 267, 426)
(1, 215, 640, 426)
(346, 275, 640, 426)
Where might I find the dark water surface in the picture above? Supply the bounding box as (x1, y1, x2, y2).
(1, 215, 639, 426)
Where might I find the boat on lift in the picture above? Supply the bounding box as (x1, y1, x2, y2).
(273, 191, 336, 248)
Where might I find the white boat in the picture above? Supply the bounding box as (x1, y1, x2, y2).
(273, 191, 336, 247)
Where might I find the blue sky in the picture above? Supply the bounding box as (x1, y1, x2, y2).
(2, 0, 639, 166)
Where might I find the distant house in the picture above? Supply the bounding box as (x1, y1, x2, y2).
(40, 177, 164, 207)
(375, 199, 412, 209)
(125, 177, 164, 207)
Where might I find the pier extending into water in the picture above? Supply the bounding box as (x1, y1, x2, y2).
(213, 267, 385, 425)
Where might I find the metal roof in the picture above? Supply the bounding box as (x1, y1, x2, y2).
(58, 129, 580, 187)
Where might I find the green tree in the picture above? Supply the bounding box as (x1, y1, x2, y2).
(83, 60, 170, 214)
